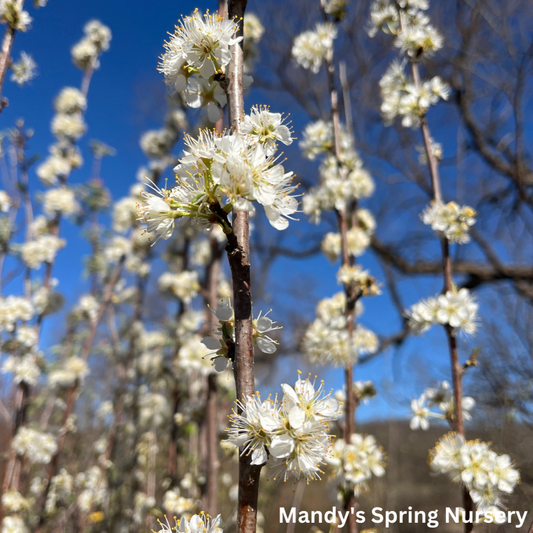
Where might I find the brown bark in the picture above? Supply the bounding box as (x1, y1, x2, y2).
(226, 3, 263, 533)
(402, 15, 473, 530)
(322, 4, 359, 530)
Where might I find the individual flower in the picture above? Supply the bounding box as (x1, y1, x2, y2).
(202, 303, 282, 371)
(410, 395, 431, 430)
(435, 288, 478, 336)
(10, 51, 37, 86)
(226, 392, 282, 465)
(240, 106, 293, 156)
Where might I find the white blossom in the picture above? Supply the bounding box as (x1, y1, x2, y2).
(0, 190, 11, 212)
(328, 433, 386, 497)
(54, 87, 87, 114)
(406, 288, 478, 336)
(48, 357, 89, 388)
(158, 271, 200, 304)
(1, 516, 28, 533)
(1, 353, 41, 385)
(12, 427, 57, 464)
(157, 513, 223, 533)
(20, 235, 66, 269)
(10, 51, 37, 86)
(292, 23, 337, 74)
(421, 201, 476, 244)
(43, 187, 80, 217)
(226, 374, 339, 482)
(430, 433, 520, 512)
(0, 296, 34, 332)
(0, 0, 32, 31)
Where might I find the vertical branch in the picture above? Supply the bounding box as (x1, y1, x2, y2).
(225, 3, 263, 533)
(204, 238, 222, 515)
(400, 10, 473, 526)
(0, 0, 25, 112)
(321, 4, 358, 531)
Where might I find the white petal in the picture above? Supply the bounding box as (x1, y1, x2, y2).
(251, 446, 268, 465)
(213, 357, 228, 372)
(201, 337, 220, 350)
(269, 435, 294, 458)
(288, 406, 306, 429)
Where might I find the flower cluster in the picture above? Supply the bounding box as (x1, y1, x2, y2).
(71, 19, 111, 71)
(321, 226, 371, 262)
(76, 466, 108, 513)
(157, 512, 222, 533)
(1, 353, 41, 385)
(291, 23, 337, 74)
(405, 288, 478, 336)
(201, 299, 281, 372)
(159, 9, 243, 122)
(136, 109, 297, 238)
(430, 433, 520, 512)
(0, 296, 33, 332)
(300, 120, 375, 223)
(158, 271, 200, 304)
(369, 0, 449, 127)
(303, 292, 378, 367)
(409, 381, 475, 430)
(0, 0, 32, 31)
(43, 187, 80, 217)
(337, 265, 381, 296)
(368, 0, 443, 57)
(162, 488, 195, 515)
(379, 60, 450, 128)
(12, 427, 57, 464)
(226, 374, 340, 482)
(421, 201, 477, 244)
(19, 235, 66, 269)
(328, 434, 386, 498)
(48, 357, 89, 388)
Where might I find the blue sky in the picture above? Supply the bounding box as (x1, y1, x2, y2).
(0, 0, 484, 427)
